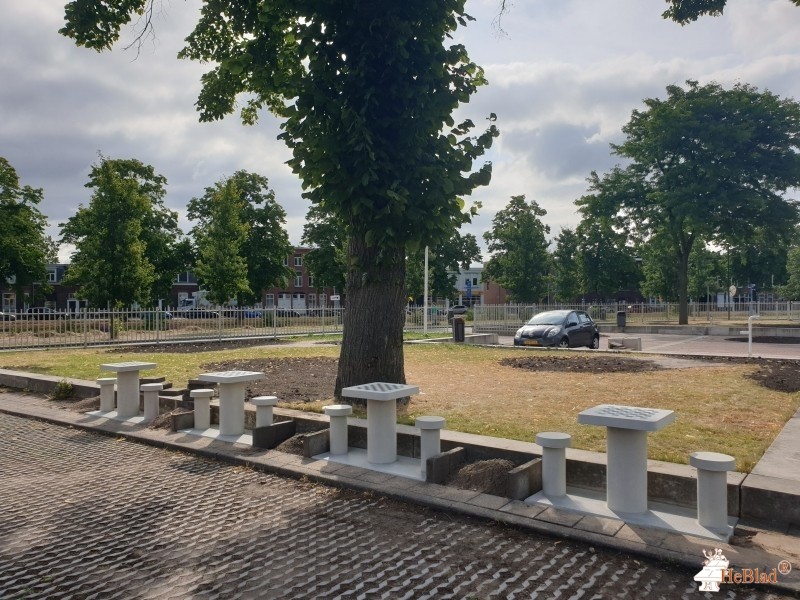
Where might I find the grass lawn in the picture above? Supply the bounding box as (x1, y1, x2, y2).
(1, 341, 796, 472)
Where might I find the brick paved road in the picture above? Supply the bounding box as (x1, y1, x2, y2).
(0, 414, 788, 599)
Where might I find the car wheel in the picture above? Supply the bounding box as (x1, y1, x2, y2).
(558, 337, 569, 349)
(590, 335, 600, 350)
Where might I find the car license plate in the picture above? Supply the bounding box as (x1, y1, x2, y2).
(523, 340, 539, 346)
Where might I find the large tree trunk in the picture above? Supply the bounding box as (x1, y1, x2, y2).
(335, 233, 407, 398)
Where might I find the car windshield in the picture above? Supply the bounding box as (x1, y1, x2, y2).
(526, 311, 568, 326)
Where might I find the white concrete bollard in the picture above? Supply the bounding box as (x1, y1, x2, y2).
(141, 383, 163, 423)
(252, 396, 279, 428)
(190, 388, 214, 430)
(324, 404, 353, 455)
(97, 378, 116, 412)
(690, 451, 736, 530)
(536, 432, 572, 498)
(416, 416, 446, 478)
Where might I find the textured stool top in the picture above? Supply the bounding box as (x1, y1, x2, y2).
(100, 361, 157, 372)
(190, 388, 215, 398)
(140, 383, 163, 391)
(96, 377, 117, 383)
(578, 404, 675, 431)
(324, 404, 353, 416)
(416, 416, 445, 430)
(690, 451, 736, 471)
(536, 432, 572, 448)
(341, 382, 419, 401)
(251, 396, 278, 407)
(198, 370, 265, 383)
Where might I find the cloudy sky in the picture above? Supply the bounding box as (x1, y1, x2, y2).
(3, 0, 800, 264)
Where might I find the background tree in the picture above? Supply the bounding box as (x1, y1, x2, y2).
(551, 228, 582, 302)
(44, 236, 60, 265)
(301, 204, 347, 295)
(778, 245, 800, 300)
(61, 0, 498, 397)
(483, 195, 550, 302)
(60, 157, 171, 308)
(406, 232, 482, 302)
(0, 157, 50, 299)
(189, 171, 293, 306)
(574, 178, 642, 300)
(586, 81, 800, 323)
(190, 178, 252, 306)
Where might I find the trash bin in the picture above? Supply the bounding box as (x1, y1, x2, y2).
(616, 311, 626, 328)
(452, 316, 465, 343)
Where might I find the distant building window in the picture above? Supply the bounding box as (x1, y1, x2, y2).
(308, 275, 314, 288)
(294, 256, 303, 267)
(283, 257, 289, 266)
(472, 277, 478, 286)
(175, 271, 193, 284)
(295, 272, 303, 287)
(6, 275, 16, 284)
(265, 294, 274, 308)
(47, 270, 57, 283)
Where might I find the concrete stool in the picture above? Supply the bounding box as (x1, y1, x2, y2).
(690, 451, 735, 530)
(416, 416, 446, 478)
(252, 396, 279, 428)
(141, 383, 163, 423)
(97, 377, 116, 412)
(324, 404, 353, 455)
(190, 388, 214, 430)
(536, 432, 572, 498)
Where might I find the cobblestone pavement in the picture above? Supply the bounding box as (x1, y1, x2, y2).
(0, 414, 790, 600)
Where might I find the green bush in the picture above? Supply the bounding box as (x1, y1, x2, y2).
(51, 379, 75, 401)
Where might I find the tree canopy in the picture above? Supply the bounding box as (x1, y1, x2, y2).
(579, 81, 800, 322)
(0, 157, 49, 295)
(663, 0, 800, 24)
(483, 195, 550, 303)
(188, 171, 293, 306)
(60, 157, 185, 308)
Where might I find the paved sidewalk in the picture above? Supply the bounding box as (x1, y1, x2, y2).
(497, 333, 800, 360)
(1, 390, 798, 598)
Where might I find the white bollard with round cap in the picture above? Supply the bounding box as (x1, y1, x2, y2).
(536, 432, 572, 498)
(97, 378, 116, 412)
(416, 416, 446, 478)
(690, 451, 736, 531)
(251, 396, 279, 428)
(324, 404, 352, 455)
(141, 383, 163, 423)
(190, 388, 214, 430)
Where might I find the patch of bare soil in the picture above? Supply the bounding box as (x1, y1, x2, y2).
(201, 356, 338, 403)
(446, 459, 515, 496)
(113, 338, 286, 354)
(500, 355, 661, 374)
(148, 407, 192, 430)
(274, 434, 306, 455)
(744, 359, 800, 393)
(50, 396, 100, 412)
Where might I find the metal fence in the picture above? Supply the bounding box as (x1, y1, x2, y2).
(472, 301, 800, 333)
(0, 305, 454, 351)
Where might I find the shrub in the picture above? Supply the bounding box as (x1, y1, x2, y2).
(51, 379, 75, 401)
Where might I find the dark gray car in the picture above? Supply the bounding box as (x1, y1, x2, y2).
(514, 309, 599, 349)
